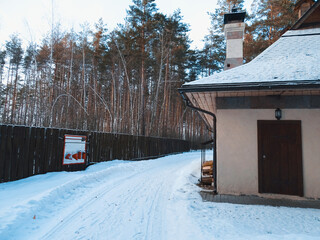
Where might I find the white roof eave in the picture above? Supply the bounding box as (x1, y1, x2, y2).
(183, 28, 320, 89)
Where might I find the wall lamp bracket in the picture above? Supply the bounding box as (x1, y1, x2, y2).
(275, 108, 282, 120)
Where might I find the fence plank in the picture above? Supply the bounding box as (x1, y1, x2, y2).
(10, 126, 18, 180)
(4, 126, 13, 181)
(0, 126, 7, 182)
(15, 126, 26, 180)
(28, 127, 37, 176)
(56, 128, 63, 172)
(34, 128, 43, 174)
(44, 128, 52, 172)
(22, 127, 31, 178)
(60, 129, 68, 171)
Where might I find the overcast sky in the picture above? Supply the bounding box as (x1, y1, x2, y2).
(0, 0, 253, 50)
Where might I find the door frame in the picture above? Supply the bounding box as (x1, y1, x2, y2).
(257, 120, 303, 196)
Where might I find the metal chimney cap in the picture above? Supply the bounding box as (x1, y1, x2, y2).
(224, 11, 246, 24)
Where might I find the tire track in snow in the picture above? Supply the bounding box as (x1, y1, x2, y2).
(40, 164, 157, 240)
(0, 153, 201, 240)
(41, 157, 189, 240)
(93, 166, 172, 239)
(142, 167, 177, 240)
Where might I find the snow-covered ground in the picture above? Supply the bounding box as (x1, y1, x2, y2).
(0, 151, 320, 240)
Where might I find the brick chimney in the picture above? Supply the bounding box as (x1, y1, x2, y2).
(224, 7, 246, 70)
(295, 0, 315, 19)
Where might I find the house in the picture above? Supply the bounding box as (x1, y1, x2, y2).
(179, 0, 320, 199)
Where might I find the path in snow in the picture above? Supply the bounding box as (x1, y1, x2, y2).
(0, 151, 320, 240)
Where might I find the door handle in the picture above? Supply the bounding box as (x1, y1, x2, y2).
(262, 155, 266, 159)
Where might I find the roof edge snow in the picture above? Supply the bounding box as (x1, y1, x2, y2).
(180, 80, 320, 93)
(181, 28, 320, 91)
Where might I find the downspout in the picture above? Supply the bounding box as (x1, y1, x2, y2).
(179, 91, 217, 194)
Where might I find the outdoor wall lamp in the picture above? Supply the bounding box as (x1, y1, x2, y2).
(275, 108, 282, 120)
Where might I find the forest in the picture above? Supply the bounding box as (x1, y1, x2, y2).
(0, 0, 298, 141)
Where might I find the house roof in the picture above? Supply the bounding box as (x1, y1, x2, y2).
(181, 28, 320, 92)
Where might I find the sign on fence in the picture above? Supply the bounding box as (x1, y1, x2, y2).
(62, 135, 87, 165)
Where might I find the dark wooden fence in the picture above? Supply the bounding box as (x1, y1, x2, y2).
(0, 125, 191, 183)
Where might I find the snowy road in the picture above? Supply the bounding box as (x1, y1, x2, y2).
(0, 151, 320, 240)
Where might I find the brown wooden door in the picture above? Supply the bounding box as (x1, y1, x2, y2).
(258, 120, 303, 196)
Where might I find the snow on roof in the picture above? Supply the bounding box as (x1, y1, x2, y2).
(184, 28, 320, 87)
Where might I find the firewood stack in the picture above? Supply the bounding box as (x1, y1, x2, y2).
(201, 160, 214, 185)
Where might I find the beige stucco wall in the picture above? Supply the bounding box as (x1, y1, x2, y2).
(216, 109, 320, 199)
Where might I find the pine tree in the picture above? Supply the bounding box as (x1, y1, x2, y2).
(0, 50, 6, 113)
(5, 34, 23, 123)
(0, 50, 5, 83)
(0, 1, 210, 142)
(126, 0, 157, 135)
(244, 0, 297, 62)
